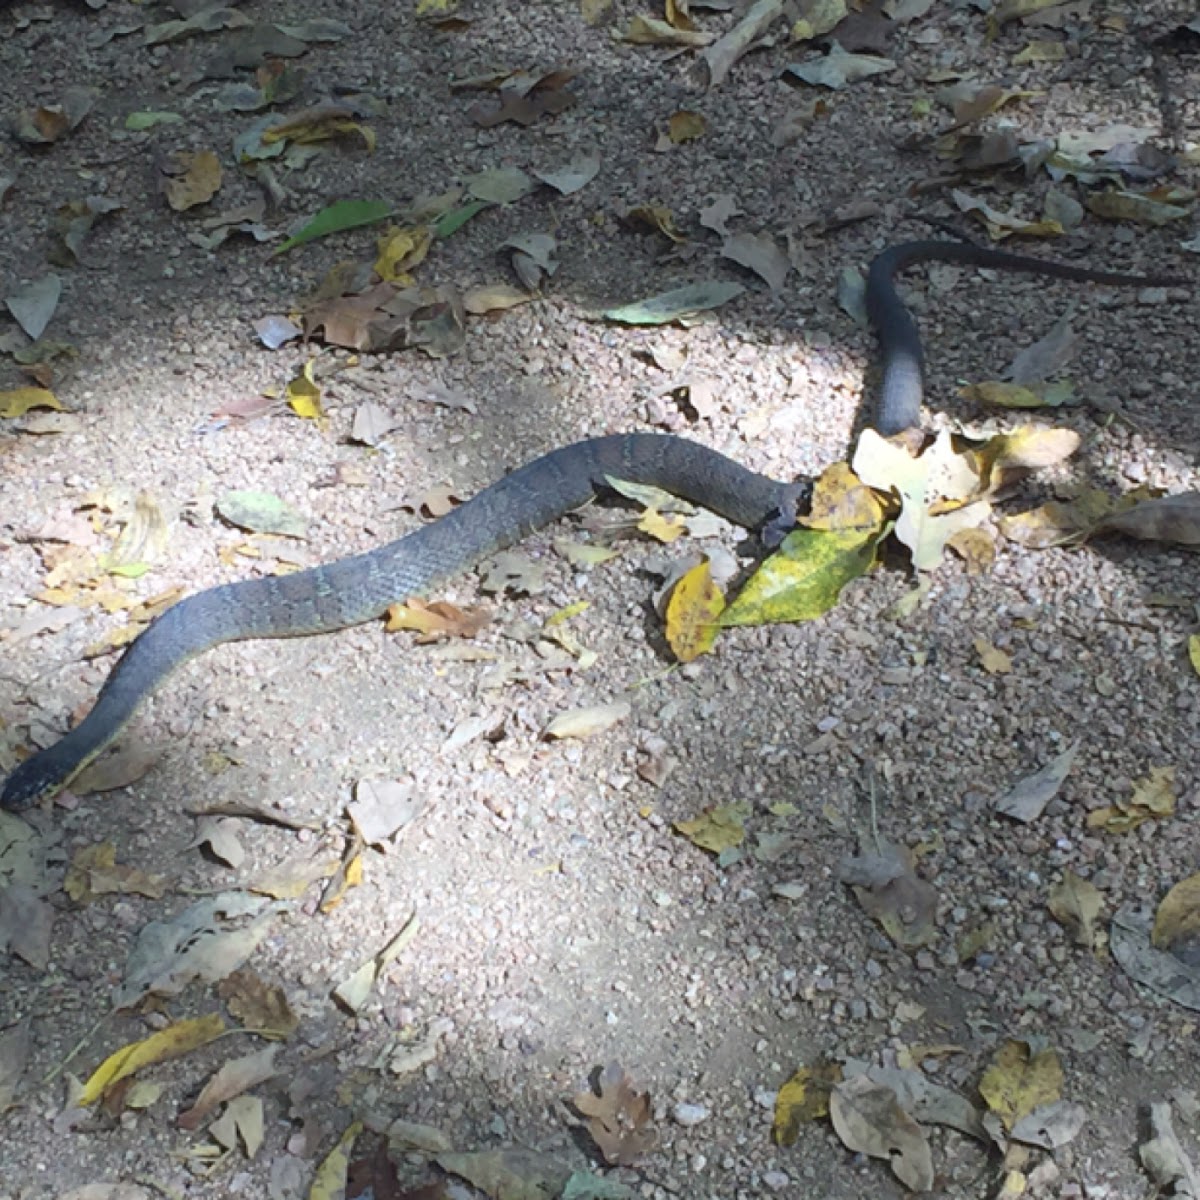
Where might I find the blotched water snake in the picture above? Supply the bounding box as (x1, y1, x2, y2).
(1, 240, 1184, 811)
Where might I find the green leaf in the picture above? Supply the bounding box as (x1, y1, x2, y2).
(721, 527, 881, 627)
(125, 111, 183, 131)
(274, 199, 394, 255)
(602, 280, 745, 325)
(433, 199, 489, 239)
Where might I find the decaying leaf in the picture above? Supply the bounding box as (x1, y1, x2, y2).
(1095, 492, 1200, 547)
(573, 1062, 658, 1166)
(217, 490, 307, 538)
(0, 884, 54, 970)
(1141, 1101, 1200, 1197)
(218, 968, 300, 1039)
(113, 893, 278, 1009)
(829, 1075, 934, 1192)
(703, 0, 787, 87)
(838, 840, 937, 949)
(346, 778, 423, 846)
(785, 41, 896, 89)
(385, 598, 490, 642)
(603, 280, 745, 325)
(0, 1018, 33, 1110)
(851, 430, 990, 572)
(438, 1149, 572, 1200)
(163, 149, 223, 212)
(1111, 903, 1200, 1011)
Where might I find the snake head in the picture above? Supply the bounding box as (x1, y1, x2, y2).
(1, 756, 51, 812)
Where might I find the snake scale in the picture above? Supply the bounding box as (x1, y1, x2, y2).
(1, 240, 1185, 811)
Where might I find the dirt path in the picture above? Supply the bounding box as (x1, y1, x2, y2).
(1, 3, 1198, 1198)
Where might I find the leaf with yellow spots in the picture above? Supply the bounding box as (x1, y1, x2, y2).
(0, 387, 62, 418)
(374, 224, 432, 284)
(665, 559, 725, 662)
(722, 526, 881, 627)
(80, 1014, 226, 1105)
(978, 1040, 1063, 1130)
(287, 358, 324, 421)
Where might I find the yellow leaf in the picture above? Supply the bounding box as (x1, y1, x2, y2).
(639, 508, 686, 542)
(1132, 765, 1177, 816)
(801, 460, 888, 532)
(1152, 873, 1200, 951)
(287, 359, 324, 421)
(674, 802, 750, 854)
(1188, 633, 1200, 677)
(0, 387, 62, 418)
(974, 637, 1013, 675)
(665, 560, 725, 663)
(978, 1041, 1063, 1131)
(668, 110, 706, 143)
(773, 1063, 843, 1146)
(310, 1121, 362, 1200)
(374, 224, 432, 284)
(80, 1014, 225, 1105)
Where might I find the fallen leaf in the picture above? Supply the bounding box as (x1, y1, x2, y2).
(275, 198, 393, 254)
(773, 1062, 843, 1145)
(665, 560, 724, 662)
(974, 637, 1013, 675)
(573, 1062, 658, 1166)
(80, 1014, 225, 1105)
(385, 598, 490, 642)
(668, 110, 706, 143)
(993, 742, 1078, 823)
(311, 1122, 363, 1200)
(332, 915, 419, 1013)
(838, 841, 938, 949)
(674, 801, 750, 854)
(829, 1075, 934, 1192)
(217, 490, 307, 538)
(1095, 492, 1200, 546)
(1086, 765, 1176, 833)
(532, 154, 601, 194)
(0, 1018, 33, 1109)
(1048, 870, 1103, 947)
(208, 1094, 265, 1158)
(438, 1149, 572, 1200)
(603, 280, 745, 325)
(462, 283, 533, 314)
(6, 274, 62, 341)
(0, 387, 62, 418)
(178, 1046, 278, 1130)
(0, 884, 54, 969)
(65, 842, 168, 904)
(785, 41, 896, 89)
(163, 149, 223, 211)
(545, 702, 631, 740)
(346, 778, 424, 846)
(979, 1041, 1063, 1131)
(720, 230, 789, 290)
(218, 968, 300, 1039)
(703, 0, 787, 87)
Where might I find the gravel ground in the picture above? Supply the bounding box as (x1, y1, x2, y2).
(1, 2, 1198, 1198)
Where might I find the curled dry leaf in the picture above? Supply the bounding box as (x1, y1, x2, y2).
(573, 1062, 658, 1166)
(545, 701, 631, 741)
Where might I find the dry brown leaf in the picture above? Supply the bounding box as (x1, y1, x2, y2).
(573, 1062, 658, 1165)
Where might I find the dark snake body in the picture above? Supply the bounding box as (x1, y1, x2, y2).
(1, 241, 1184, 810)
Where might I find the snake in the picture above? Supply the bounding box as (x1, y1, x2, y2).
(1, 240, 1185, 812)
